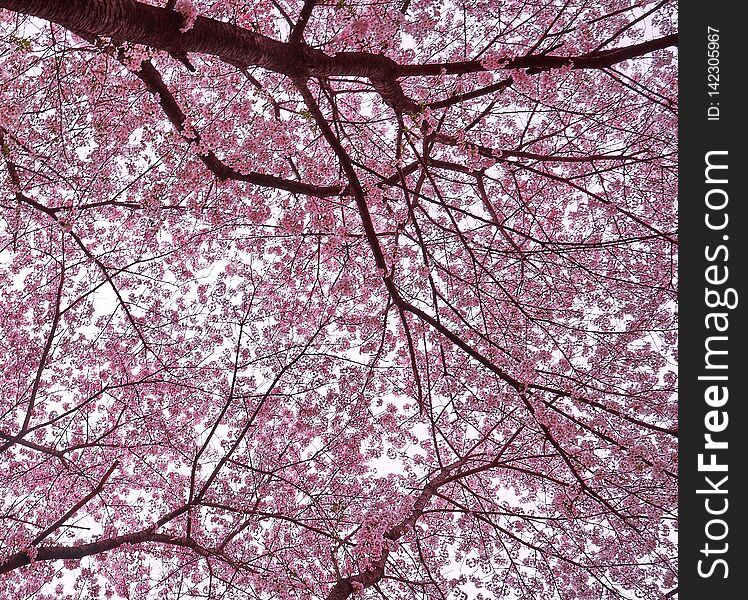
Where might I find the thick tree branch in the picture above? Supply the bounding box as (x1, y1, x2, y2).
(325, 458, 469, 600)
(0, 528, 223, 574)
(0, 0, 676, 116)
(398, 33, 678, 77)
(289, 0, 317, 44)
(133, 59, 342, 196)
(30, 462, 119, 547)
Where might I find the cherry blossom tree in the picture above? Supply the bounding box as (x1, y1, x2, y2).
(0, 1, 677, 598)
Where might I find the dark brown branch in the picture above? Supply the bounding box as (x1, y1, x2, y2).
(428, 77, 513, 110)
(294, 78, 389, 271)
(398, 33, 678, 76)
(0, 430, 68, 465)
(31, 462, 119, 546)
(0, 527, 219, 574)
(325, 457, 469, 600)
(131, 56, 342, 197)
(289, 0, 316, 44)
(0, 0, 675, 115)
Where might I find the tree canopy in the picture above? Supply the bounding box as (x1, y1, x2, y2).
(0, 1, 677, 598)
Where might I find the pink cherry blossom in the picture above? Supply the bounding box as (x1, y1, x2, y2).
(0, 1, 677, 599)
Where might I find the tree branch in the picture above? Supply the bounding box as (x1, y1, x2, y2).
(0, 0, 675, 116)
(289, 0, 317, 44)
(30, 461, 119, 547)
(398, 33, 678, 76)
